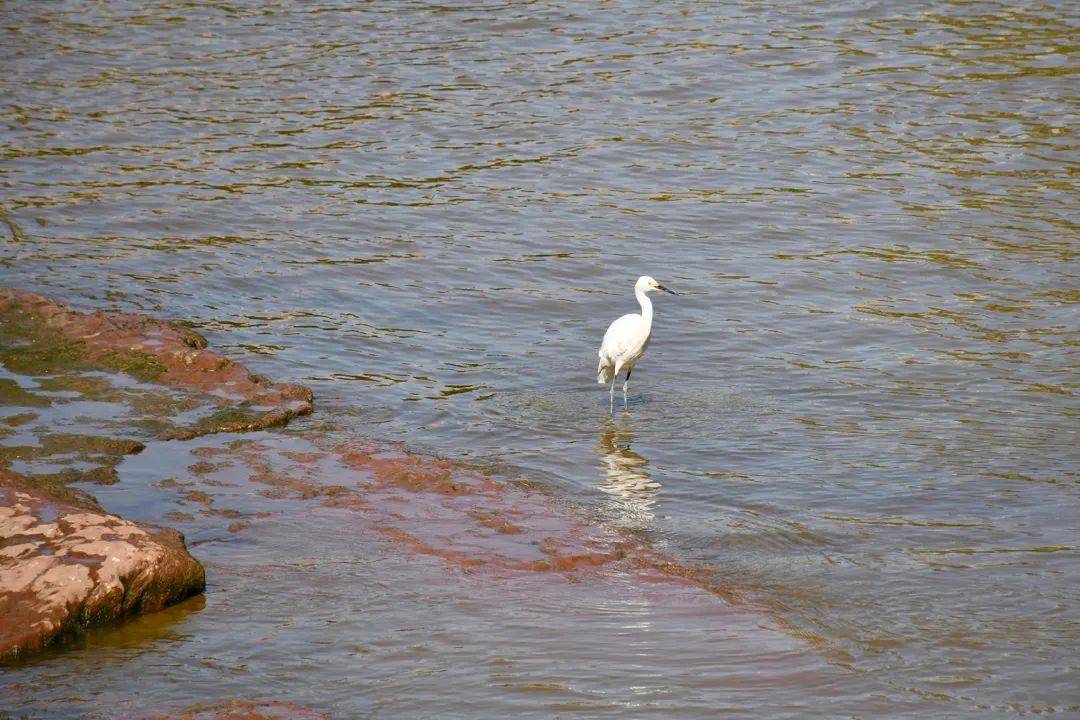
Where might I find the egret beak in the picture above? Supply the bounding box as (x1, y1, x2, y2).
(657, 284, 678, 295)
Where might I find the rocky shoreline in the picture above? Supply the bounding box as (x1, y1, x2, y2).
(0, 288, 312, 660)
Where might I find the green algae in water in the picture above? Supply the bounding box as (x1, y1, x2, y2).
(0, 433, 144, 469)
(0, 337, 84, 376)
(40, 433, 145, 457)
(130, 416, 181, 438)
(187, 403, 285, 435)
(0, 379, 50, 407)
(29, 465, 119, 487)
(1, 412, 38, 427)
(0, 311, 165, 382)
(35, 374, 116, 396)
(1, 342, 168, 383)
(96, 349, 166, 383)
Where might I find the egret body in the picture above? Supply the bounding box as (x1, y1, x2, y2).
(596, 275, 677, 412)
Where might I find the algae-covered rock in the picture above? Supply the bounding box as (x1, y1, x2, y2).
(0, 287, 314, 491)
(0, 469, 205, 662)
(0, 288, 313, 437)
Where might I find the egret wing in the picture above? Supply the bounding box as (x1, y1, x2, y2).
(599, 313, 644, 361)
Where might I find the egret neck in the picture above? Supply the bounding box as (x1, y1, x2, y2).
(636, 282, 654, 333)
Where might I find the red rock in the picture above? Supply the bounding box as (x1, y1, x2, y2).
(0, 470, 205, 662)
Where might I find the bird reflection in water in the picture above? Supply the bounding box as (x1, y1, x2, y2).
(595, 419, 660, 527)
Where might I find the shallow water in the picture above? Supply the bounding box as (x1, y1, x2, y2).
(1, 0, 1078, 717)
(6, 429, 861, 719)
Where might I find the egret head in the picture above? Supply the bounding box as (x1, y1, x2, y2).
(637, 275, 678, 295)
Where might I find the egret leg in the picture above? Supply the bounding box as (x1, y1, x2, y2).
(609, 377, 616, 414)
(623, 369, 631, 412)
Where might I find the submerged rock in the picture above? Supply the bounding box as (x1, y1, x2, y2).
(149, 700, 330, 720)
(0, 469, 205, 662)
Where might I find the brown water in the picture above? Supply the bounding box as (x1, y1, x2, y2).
(1, 0, 1078, 717)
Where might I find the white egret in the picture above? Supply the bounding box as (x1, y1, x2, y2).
(596, 275, 678, 412)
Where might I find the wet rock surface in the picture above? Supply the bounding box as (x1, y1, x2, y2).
(0, 469, 204, 662)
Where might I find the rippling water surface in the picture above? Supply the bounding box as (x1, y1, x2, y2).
(1, 1, 1077, 717)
